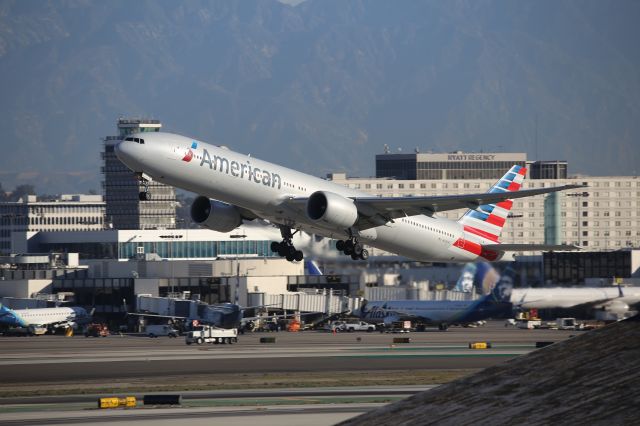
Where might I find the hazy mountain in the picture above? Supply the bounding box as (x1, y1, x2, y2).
(0, 0, 638, 194)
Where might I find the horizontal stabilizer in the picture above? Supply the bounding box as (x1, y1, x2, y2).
(483, 244, 581, 252)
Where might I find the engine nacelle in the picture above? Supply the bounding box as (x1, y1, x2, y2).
(190, 195, 242, 233)
(306, 191, 358, 229)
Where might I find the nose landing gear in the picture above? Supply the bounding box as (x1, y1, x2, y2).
(336, 237, 369, 260)
(270, 226, 304, 262)
(137, 174, 152, 201)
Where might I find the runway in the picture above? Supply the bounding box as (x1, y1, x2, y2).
(1, 322, 575, 386)
(0, 322, 578, 425)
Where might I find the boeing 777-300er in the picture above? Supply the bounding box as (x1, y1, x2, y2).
(115, 132, 582, 262)
(0, 303, 91, 334)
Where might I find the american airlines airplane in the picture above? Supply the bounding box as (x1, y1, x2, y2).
(115, 132, 581, 262)
(0, 303, 91, 333)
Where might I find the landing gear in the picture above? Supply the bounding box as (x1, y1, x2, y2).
(270, 226, 304, 262)
(336, 236, 368, 260)
(137, 173, 151, 201)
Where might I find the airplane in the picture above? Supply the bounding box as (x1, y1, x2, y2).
(356, 266, 514, 330)
(115, 132, 583, 263)
(0, 303, 91, 334)
(510, 286, 640, 320)
(454, 262, 640, 320)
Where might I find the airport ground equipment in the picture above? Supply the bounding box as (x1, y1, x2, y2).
(145, 324, 179, 338)
(84, 323, 109, 337)
(556, 318, 577, 330)
(185, 324, 238, 345)
(143, 395, 182, 405)
(98, 396, 136, 409)
(468, 342, 492, 349)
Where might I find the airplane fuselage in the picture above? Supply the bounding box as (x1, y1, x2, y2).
(116, 133, 499, 263)
(0, 306, 89, 329)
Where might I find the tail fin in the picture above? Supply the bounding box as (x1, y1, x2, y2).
(491, 265, 515, 303)
(305, 260, 323, 276)
(458, 165, 527, 241)
(454, 263, 477, 293)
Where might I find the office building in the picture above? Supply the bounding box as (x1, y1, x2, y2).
(0, 194, 105, 254)
(329, 173, 640, 251)
(103, 118, 177, 230)
(376, 151, 528, 180)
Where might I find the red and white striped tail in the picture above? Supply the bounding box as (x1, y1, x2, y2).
(457, 165, 527, 242)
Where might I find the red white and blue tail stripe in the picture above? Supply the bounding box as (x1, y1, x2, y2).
(457, 165, 526, 243)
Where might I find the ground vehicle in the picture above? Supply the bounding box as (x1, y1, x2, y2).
(84, 323, 108, 337)
(185, 325, 238, 345)
(342, 321, 376, 332)
(556, 318, 577, 330)
(145, 324, 179, 338)
(323, 320, 346, 332)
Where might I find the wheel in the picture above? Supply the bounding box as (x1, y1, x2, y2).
(270, 241, 280, 252)
(138, 191, 151, 201)
(286, 253, 294, 262)
(336, 240, 345, 251)
(277, 245, 287, 257)
(353, 243, 363, 256)
(360, 249, 369, 260)
(148, 333, 155, 338)
(196, 337, 204, 345)
(294, 250, 304, 261)
(186, 341, 192, 345)
(438, 323, 448, 331)
(351, 253, 359, 260)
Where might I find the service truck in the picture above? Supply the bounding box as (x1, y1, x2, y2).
(145, 324, 179, 338)
(185, 325, 238, 345)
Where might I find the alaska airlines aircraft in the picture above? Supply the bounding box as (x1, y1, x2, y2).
(357, 269, 513, 330)
(455, 263, 640, 319)
(0, 303, 91, 333)
(115, 132, 581, 262)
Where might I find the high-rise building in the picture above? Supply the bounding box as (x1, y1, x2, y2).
(103, 119, 177, 230)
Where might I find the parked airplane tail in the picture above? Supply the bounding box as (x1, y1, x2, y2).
(491, 265, 515, 303)
(305, 260, 323, 276)
(458, 165, 526, 242)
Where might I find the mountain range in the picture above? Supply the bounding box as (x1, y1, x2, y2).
(0, 0, 639, 194)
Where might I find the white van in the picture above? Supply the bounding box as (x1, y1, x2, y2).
(145, 324, 179, 338)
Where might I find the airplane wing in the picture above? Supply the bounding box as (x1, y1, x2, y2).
(284, 184, 585, 230)
(483, 244, 581, 252)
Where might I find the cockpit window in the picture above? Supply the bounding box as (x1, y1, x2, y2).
(124, 137, 144, 144)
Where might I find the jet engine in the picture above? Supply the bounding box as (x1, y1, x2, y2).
(191, 195, 242, 233)
(306, 191, 358, 229)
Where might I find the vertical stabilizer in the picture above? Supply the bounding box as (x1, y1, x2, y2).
(458, 165, 527, 242)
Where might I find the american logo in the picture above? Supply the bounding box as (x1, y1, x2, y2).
(182, 141, 198, 162)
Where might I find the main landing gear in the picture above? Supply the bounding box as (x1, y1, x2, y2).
(270, 227, 304, 262)
(335, 237, 369, 261)
(138, 174, 151, 201)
